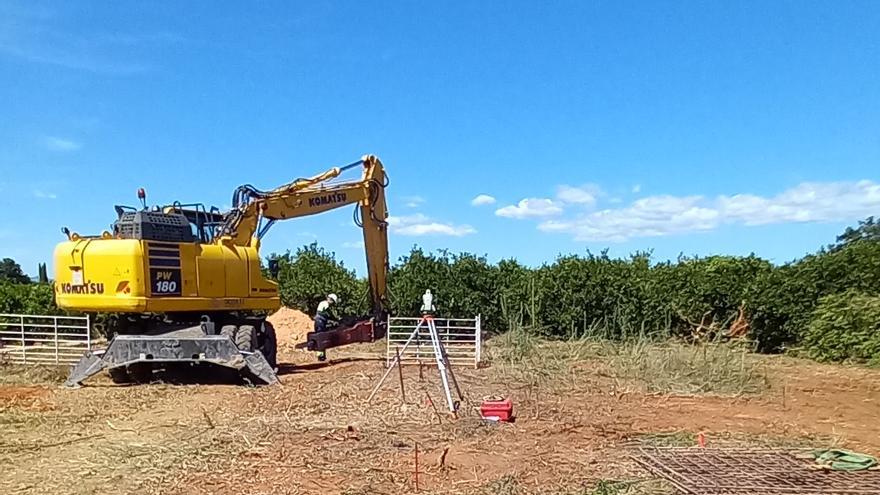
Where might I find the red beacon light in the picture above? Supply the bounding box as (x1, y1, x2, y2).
(137, 188, 147, 209)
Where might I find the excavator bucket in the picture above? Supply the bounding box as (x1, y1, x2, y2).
(64, 327, 278, 387)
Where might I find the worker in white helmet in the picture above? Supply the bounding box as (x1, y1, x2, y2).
(314, 293, 338, 361)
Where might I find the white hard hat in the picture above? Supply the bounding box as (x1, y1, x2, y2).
(328, 293, 339, 303)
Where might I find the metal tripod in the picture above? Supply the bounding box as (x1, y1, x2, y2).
(367, 314, 463, 412)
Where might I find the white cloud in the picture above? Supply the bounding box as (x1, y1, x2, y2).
(537, 180, 880, 242)
(388, 213, 429, 225)
(718, 181, 880, 225)
(557, 184, 600, 205)
(342, 240, 365, 249)
(388, 213, 476, 237)
(402, 195, 425, 208)
(43, 136, 81, 152)
(33, 190, 57, 199)
(471, 194, 496, 206)
(539, 195, 717, 242)
(632, 184, 642, 194)
(495, 198, 563, 219)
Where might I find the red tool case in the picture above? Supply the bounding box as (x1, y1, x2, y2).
(480, 397, 513, 422)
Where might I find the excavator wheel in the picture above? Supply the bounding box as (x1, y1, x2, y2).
(107, 363, 152, 384)
(108, 366, 132, 384)
(128, 363, 154, 383)
(259, 322, 278, 369)
(235, 325, 257, 352)
(220, 324, 237, 340)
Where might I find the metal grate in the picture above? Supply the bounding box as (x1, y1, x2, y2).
(115, 211, 194, 242)
(0, 313, 91, 365)
(635, 447, 880, 495)
(386, 316, 482, 369)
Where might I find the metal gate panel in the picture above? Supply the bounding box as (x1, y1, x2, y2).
(385, 315, 481, 368)
(0, 314, 91, 365)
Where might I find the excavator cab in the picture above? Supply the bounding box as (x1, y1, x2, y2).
(111, 202, 226, 244)
(111, 205, 196, 242)
(164, 203, 226, 243)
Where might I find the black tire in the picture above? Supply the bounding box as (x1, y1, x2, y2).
(235, 324, 256, 352)
(108, 366, 131, 384)
(220, 324, 237, 340)
(259, 321, 278, 369)
(128, 363, 153, 383)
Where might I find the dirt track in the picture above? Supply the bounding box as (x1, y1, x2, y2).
(1, 328, 879, 494)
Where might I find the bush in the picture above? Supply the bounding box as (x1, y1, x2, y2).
(802, 291, 880, 365)
(272, 243, 366, 317)
(654, 255, 772, 338)
(536, 251, 655, 339)
(388, 248, 502, 328)
(0, 282, 58, 315)
(750, 239, 880, 351)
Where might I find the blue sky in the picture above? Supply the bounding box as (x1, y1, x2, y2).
(1, 1, 878, 277)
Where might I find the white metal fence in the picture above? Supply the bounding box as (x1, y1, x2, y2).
(0, 314, 91, 365)
(386, 315, 482, 369)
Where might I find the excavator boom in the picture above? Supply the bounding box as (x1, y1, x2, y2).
(219, 155, 390, 318)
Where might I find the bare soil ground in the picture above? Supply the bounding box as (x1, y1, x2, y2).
(1, 310, 879, 495)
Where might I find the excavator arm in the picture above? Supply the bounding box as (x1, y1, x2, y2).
(218, 155, 391, 347)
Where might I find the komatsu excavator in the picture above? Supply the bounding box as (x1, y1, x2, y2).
(56, 155, 390, 386)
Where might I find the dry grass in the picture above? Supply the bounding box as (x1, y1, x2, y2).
(476, 475, 673, 495)
(489, 330, 768, 397)
(596, 339, 769, 396)
(633, 430, 846, 450)
(0, 364, 69, 385)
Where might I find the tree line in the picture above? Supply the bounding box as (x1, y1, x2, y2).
(2, 217, 878, 364)
(272, 217, 880, 364)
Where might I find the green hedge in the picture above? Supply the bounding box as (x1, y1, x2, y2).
(269, 220, 880, 359)
(271, 243, 368, 317)
(803, 292, 880, 365)
(0, 283, 58, 315)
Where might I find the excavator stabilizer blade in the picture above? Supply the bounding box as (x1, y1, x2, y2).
(64, 331, 278, 387)
(64, 351, 107, 388)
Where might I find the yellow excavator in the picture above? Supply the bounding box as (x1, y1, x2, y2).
(57, 155, 390, 386)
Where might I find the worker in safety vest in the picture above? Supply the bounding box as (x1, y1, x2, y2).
(314, 293, 338, 361)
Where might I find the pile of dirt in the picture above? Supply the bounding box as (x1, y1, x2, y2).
(267, 306, 313, 346)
